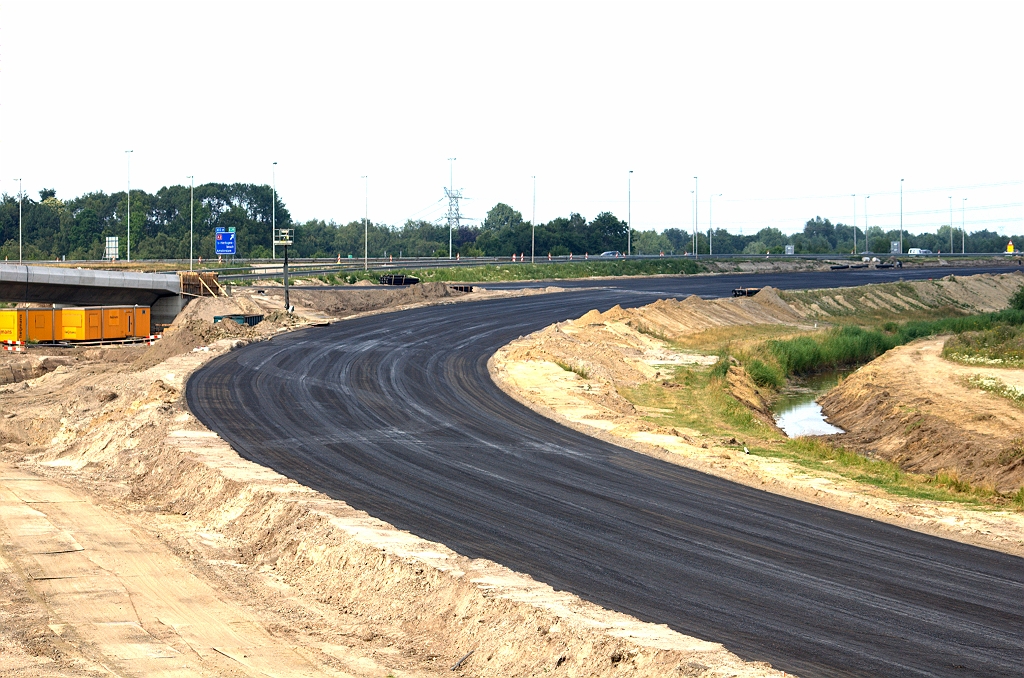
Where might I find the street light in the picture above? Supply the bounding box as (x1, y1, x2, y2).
(897, 180, 905, 255)
(865, 195, 870, 252)
(125, 150, 133, 262)
(690, 190, 695, 254)
(852, 194, 856, 254)
(187, 175, 194, 270)
(709, 193, 722, 256)
(532, 175, 540, 266)
(962, 198, 967, 254)
(13, 178, 21, 263)
(627, 170, 633, 256)
(272, 162, 278, 259)
(693, 176, 698, 259)
(362, 175, 368, 271)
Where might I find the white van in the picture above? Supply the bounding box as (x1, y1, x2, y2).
(907, 248, 932, 255)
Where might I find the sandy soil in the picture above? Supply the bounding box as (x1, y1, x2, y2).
(490, 280, 1024, 558)
(0, 291, 786, 677)
(780, 271, 1024, 318)
(820, 337, 1024, 493)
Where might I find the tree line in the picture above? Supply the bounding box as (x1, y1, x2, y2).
(0, 185, 1018, 262)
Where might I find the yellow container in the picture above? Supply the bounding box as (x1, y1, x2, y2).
(61, 308, 100, 341)
(0, 309, 26, 343)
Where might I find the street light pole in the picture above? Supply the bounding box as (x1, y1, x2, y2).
(125, 150, 133, 262)
(962, 198, 967, 254)
(693, 176, 698, 259)
(272, 162, 278, 260)
(865, 195, 870, 252)
(531, 175, 536, 264)
(362, 175, 368, 271)
(709, 193, 722, 256)
(627, 170, 633, 256)
(852, 194, 856, 254)
(899, 179, 904, 255)
(14, 178, 21, 263)
(187, 175, 194, 270)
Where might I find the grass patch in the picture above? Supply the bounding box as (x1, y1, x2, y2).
(624, 365, 777, 441)
(671, 324, 806, 351)
(368, 259, 702, 283)
(746, 358, 783, 389)
(554, 360, 590, 380)
(751, 439, 1009, 507)
(942, 325, 1024, 367)
(742, 309, 1024, 385)
(961, 374, 1024, 407)
(632, 322, 671, 342)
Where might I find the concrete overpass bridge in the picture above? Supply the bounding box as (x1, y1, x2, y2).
(0, 264, 188, 327)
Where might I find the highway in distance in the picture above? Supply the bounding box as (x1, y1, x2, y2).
(187, 268, 1024, 677)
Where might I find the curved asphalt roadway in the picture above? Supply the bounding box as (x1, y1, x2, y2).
(188, 267, 1023, 677)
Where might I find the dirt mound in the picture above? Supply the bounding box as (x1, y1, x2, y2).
(132, 316, 278, 371)
(0, 355, 75, 385)
(820, 337, 1024, 493)
(173, 295, 266, 324)
(286, 281, 464, 316)
(726, 366, 780, 430)
(782, 272, 1024, 318)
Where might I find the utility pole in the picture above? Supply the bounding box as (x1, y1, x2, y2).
(531, 175, 536, 264)
(362, 175, 369, 270)
(187, 175, 194, 270)
(125, 151, 133, 262)
(445, 158, 460, 259)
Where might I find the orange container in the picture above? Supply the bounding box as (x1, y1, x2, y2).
(27, 308, 62, 342)
(61, 306, 150, 341)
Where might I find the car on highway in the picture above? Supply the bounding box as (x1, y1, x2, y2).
(598, 251, 623, 257)
(907, 248, 933, 255)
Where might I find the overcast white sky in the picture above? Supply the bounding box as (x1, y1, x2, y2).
(2, 1, 1022, 236)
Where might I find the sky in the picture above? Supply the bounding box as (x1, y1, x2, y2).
(2, 1, 1022, 237)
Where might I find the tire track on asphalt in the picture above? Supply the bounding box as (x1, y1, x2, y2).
(187, 273, 1024, 677)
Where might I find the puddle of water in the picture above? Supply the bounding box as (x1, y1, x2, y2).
(772, 371, 848, 437)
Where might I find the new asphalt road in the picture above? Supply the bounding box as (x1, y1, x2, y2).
(187, 267, 1024, 677)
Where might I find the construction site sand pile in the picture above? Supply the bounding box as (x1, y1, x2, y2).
(781, 271, 1024, 317)
(820, 337, 1024, 493)
(504, 288, 804, 390)
(283, 281, 466, 316)
(133, 296, 286, 370)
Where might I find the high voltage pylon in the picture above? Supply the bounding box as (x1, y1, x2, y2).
(442, 157, 463, 259)
(444, 186, 462, 259)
